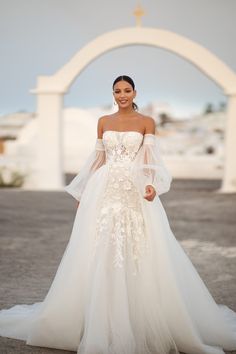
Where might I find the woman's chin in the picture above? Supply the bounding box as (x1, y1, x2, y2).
(118, 103, 132, 109)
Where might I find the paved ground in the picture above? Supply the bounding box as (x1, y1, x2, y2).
(0, 178, 236, 354)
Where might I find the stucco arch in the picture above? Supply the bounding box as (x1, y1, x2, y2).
(31, 27, 236, 192)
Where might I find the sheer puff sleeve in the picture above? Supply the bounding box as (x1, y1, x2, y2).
(133, 134, 172, 197)
(64, 139, 106, 201)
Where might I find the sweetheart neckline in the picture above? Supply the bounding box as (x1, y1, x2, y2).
(102, 130, 144, 138)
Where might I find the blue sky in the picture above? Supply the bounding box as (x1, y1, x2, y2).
(0, 0, 236, 117)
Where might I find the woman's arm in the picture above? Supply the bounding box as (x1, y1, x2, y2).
(133, 116, 172, 200)
(143, 117, 157, 202)
(65, 117, 106, 205)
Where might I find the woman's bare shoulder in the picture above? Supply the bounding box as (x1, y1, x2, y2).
(97, 114, 115, 138)
(98, 113, 115, 124)
(138, 114, 156, 134)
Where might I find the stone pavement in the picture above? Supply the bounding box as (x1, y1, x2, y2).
(0, 179, 236, 354)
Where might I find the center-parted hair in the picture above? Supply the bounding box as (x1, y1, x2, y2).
(112, 75, 138, 111)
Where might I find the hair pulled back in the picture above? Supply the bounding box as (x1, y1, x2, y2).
(112, 75, 138, 111)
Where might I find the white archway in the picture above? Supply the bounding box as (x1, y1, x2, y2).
(31, 27, 236, 192)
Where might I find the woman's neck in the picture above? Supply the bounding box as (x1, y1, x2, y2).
(117, 107, 135, 116)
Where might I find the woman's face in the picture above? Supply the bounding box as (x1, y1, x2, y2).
(113, 80, 136, 109)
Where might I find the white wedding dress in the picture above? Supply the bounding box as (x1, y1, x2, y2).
(0, 131, 236, 354)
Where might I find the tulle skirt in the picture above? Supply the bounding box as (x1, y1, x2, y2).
(0, 164, 236, 354)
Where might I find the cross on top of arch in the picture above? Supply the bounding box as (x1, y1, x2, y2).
(133, 3, 145, 27)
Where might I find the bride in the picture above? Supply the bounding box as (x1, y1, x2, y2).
(0, 75, 236, 354)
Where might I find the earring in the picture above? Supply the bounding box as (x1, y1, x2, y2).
(114, 100, 117, 105)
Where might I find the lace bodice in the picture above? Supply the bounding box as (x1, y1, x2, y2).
(94, 131, 148, 274)
(65, 130, 172, 202)
(102, 131, 144, 163)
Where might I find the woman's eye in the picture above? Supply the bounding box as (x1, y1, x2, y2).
(114, 90, 131, 93)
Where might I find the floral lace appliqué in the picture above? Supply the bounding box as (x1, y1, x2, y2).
(93, 132, 150, 276)
(103, 131, 143, 163)
(94, 163, 149, 275)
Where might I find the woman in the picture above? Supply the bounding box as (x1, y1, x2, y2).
(0, 75, 236, 354)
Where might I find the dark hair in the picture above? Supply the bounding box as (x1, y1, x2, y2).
(112, 75, 138, 111)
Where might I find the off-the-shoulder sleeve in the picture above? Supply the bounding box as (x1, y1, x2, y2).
(64, 139, 106, 201)
(132, 134, 172, 196)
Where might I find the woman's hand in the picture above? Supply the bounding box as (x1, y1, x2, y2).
(144, 185, 156, 201)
